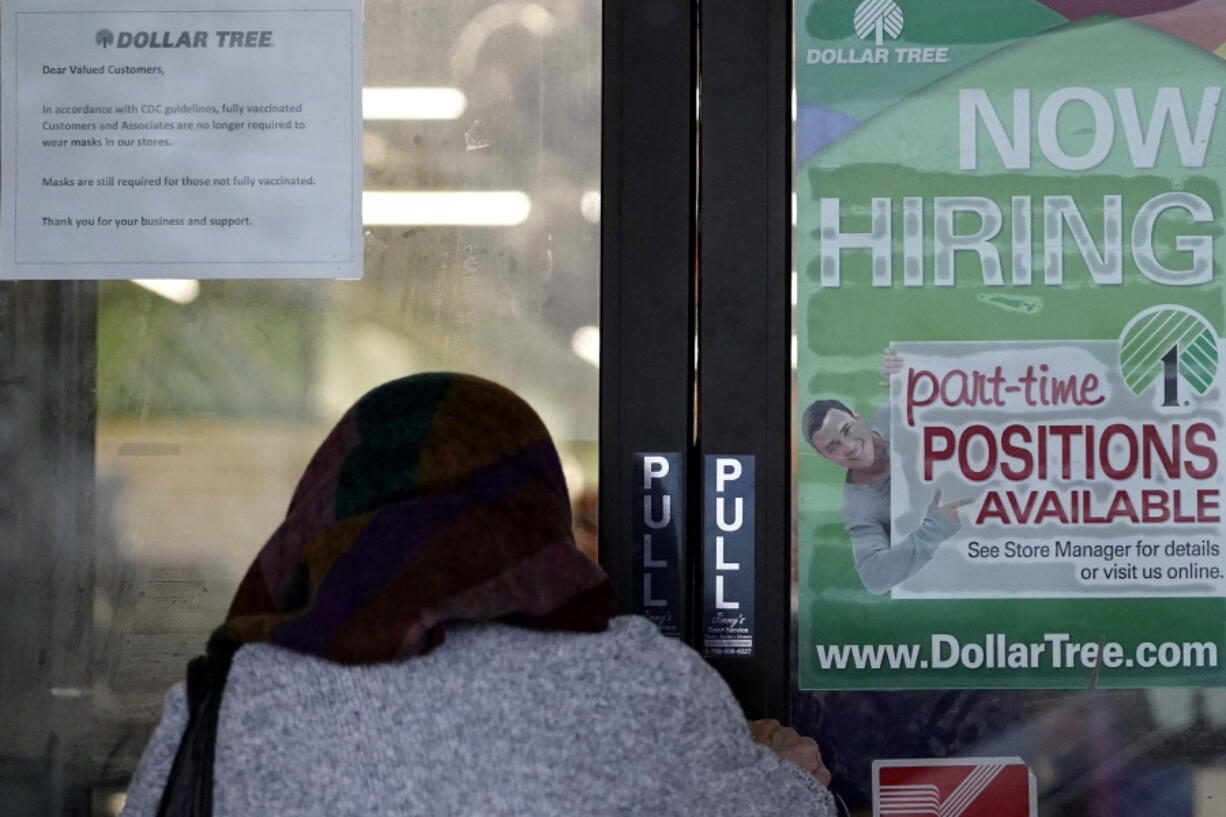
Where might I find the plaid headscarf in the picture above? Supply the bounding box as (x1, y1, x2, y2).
(226, 371, 612, 661)
(157, 373, 611, 816)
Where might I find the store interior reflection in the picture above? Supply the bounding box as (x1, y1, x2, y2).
(0, 1, 599, 815)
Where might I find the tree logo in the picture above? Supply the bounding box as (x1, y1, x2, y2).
(96, 29, 115, 48)
(854, 0, 904, 46)
(1119, 305, 1219, 407)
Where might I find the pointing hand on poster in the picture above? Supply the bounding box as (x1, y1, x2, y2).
(929, 490, 973, 532)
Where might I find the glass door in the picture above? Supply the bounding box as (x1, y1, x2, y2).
(0, 1, 601, 814)
(792, 2, 1226, 815)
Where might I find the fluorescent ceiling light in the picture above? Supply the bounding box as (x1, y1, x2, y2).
(571, 325, 600, 368)
(363, 192, 532, 226)
(131, 279, 200, 304)
(362, 87, 467, 120)
(580, 190, 601, 224)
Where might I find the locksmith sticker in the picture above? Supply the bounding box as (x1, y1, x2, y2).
(873, 757, 1037, 817)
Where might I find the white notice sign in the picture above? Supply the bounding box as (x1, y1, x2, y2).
(0, 0, 363, 279)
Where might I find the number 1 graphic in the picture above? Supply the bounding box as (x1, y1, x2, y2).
(1162, 344, 1180, 407)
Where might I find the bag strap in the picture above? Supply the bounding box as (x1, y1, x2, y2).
(154, 637, 238, 817)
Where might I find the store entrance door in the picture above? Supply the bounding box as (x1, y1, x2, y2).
(601, 2, 1226, 816)
(599, 0, 792, 720)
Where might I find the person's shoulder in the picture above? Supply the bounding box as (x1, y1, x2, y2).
(532, 615, 694, 666)
(602, 617, 736, 693)
(606, 614, 679, 643)
(602, 615, 696, 660)
(225, 618, 702, 700)
(520, 616, 711, 690)
(231, 640, 323, 677)
(223, 642, 338, 704)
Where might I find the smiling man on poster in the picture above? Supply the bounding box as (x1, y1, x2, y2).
(804, 353, 973, 594)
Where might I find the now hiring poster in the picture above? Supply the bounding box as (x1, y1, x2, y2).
(796, 0, 1226, 689)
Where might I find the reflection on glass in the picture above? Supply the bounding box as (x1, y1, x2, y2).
(0, 1, 599, 814)
(791, 1, 1226, 815)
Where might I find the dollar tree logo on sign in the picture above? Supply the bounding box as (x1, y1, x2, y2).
(854, 0, 903, 46)
(1119, 306, 1220, 407)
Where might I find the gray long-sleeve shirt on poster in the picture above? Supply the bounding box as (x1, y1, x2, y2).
(843, 405, 956, 595)
(121, 616, 834, 817)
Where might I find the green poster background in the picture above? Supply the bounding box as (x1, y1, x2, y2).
(796, 6, 1226, 688)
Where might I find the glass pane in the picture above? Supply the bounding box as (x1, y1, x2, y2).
(0, 2, 600, 814)
(792, 2, 1226, 815)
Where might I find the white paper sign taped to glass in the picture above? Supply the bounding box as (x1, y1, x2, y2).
(887, 324, 1225, 600)
(0, 0, 363, 279)
(703, 455, 755, 657)
(634, 452, 685, 639)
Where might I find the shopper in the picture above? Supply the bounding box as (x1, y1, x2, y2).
(122, 373, 834, 817)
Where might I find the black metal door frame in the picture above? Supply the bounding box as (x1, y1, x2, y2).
(599, 0, 698, 640)
(600, 0, 792, 720)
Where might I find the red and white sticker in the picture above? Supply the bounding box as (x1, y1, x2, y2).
(872, 757, 1036, 817)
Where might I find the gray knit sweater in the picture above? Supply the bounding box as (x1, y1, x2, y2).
(121, 616, 835, 817)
